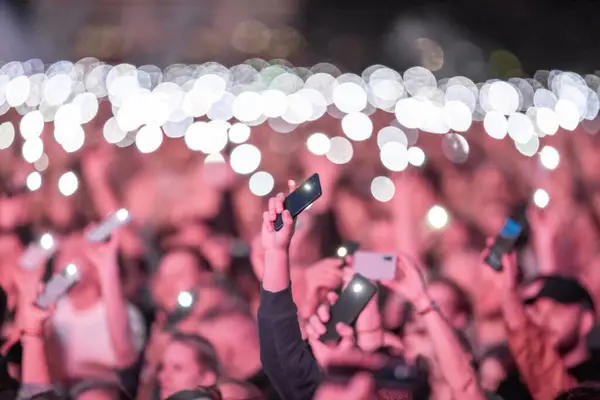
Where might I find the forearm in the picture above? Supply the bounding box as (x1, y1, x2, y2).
(356, 295, 383, 352)
(532, 236, 558, 274)
(21, 336, 50, 384)
(262, 249, 291, 292)
(417, 296, 485, 400)
(100, 269, 137, 366)
(503, 292, 576, 399)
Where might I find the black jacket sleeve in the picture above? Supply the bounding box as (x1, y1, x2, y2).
(257, 285, 324, 400)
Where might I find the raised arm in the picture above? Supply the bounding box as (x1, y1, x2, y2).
(257, 181, 324, 400)
(494, 250, 576, 400)
(383, 255, 486, 400)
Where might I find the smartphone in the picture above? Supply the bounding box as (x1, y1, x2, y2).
(274, 174, 322, 231)
(19, 233, 57, 270)
(336, 241, 360, 258)
(327, 359, 418, 390)
(87, 208, 131, 243)
(485, 218, 523, 271)
(353, 251, 397, 280)
(320, 274, 378, 343)
(164, 291, 197, 331)
(36, 263, 80, 309)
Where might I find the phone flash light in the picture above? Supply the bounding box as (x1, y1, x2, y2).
(116, 208, 129, 221)
(352, 283, 363, 293)
(40, 233, 54, 250)
(178, 291, 193, 308)
(337, 246, 348, 257)
(426, 205, 449, 230)
(303, 183, 312, 191)
(533, 188, 550, 209)
(65, 263, 78, 276)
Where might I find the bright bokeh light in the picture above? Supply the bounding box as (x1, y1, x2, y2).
(228, 123, 251, 144)
(58, 171, 79, 196)
(26, 171, 42, 191)
(306, 133, 331, 155)
(539, 146, 560, 170)
(341, 112, 373, 141)
(22, 138, 44, 163)
(230, 144, 261, 174)
(408, 147, 426, 166)
(370, 176, 395, 202)
(533, 188, 550, 208)
(426, 205, 450, 230)
(326, 136, 353, 164)
(380, 141, 409, 172)
(177, 291, 194, 308)
(249, 171, 275, 196)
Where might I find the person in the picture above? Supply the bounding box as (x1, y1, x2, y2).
(257, 183, 488, 400)
(45, 231, 146, 399)
(156, 333, 220, 399)
(491, 248, 600, 400)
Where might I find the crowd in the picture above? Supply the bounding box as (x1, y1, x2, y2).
(1, 106, 600, 400)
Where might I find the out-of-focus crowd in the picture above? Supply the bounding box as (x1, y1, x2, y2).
(1, 105, 600, 400)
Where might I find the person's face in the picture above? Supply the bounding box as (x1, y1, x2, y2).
(402, 317, 435, 365)
(158, 341, 217, 399)
(367, 219, 395, 252)
(152, 252, 204, 312)
(427, 282, 467, 330)
(527, 298, 584, 355)
(479, 357, 507, 392)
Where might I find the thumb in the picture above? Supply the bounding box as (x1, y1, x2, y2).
(287, 180, 297, 194)
(336, 323, 354, 350)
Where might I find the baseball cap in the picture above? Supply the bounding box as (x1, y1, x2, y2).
(524, 275, 595, 313)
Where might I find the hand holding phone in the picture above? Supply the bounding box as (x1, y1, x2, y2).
(19, 233, 57, 270)
(164, 291, 197, 331)
(353, 251, 396, 281)
(87, 209, 131, 243)
(36, 263, 80, 309)
(485, 218, 523, 271)
(274, 174, 322, 231)
(336, 241, 360, 258)
(320, 274, 377, 343)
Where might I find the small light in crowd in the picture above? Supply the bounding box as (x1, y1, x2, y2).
(26, 171, 42, 191)
(65, 263, 78, 276)
(178, 291, 194, 308)
(408, 147, 426, 167)
(58, 171, 79, 196)
(337, 246, 348, 257)
(533, 188, 550, 208)
(539, 146, 560, 170)
(352, 283, 363, 293)
(426, 205, 450, 230)
(40, 233, 54, 250)
(116, 208, 129, 221)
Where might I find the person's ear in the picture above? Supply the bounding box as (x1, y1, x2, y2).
(580, 309, 595, 337)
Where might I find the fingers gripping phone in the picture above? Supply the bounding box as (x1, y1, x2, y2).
(320, 274, 378, 343)
(19, 233, 57, 270)
(353, 251, 397, 281)
(87, 209, 131, 243)
(36, 263, 81, 309)
(485, 218, 523, 271)
(274, 174, 322, 231)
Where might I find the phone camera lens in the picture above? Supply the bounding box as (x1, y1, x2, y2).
(352, 283, 363, 293)
(303, 183, 312, 191)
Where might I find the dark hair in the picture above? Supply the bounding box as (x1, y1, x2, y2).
(555, 384, 600, 400)
(160, 246, 212, 273)
(428, 276, 473, 321)
(169, 332, 221, 376)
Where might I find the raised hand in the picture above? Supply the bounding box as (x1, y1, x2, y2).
(84, 227, 120, 282)
(381, 254, 428, 305)
(261, 180, 296, 252)
(482, 239, 519, 293)
(303, 258, 344, 315)
(304, 292, 354, 368)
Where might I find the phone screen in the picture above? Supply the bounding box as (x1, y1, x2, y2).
(485, 218, 523, 271)
(165, 291, 197, 331)
(353, 251, 396, 280)
(320, 274, 377, 343)
(19, 233, 57, 270)
(36, 263, 80, 309)
(274, 174, 322, 231)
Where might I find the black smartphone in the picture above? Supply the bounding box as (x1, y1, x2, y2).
(485, 218, 523, 271)
(164, 291, 197, 331)
(320, 274, 378, 343)
(274, 173, 322, 231)
(87, 209, 131, 243)
(327, 359, 418, 390)
(336, 241, 360, 258)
